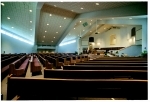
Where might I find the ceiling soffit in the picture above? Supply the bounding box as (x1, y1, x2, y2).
(37, 3, 77, 45)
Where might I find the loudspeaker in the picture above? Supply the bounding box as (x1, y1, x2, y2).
(89, 37, 94, 42)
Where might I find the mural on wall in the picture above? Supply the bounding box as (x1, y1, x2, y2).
(110, 34, 116, 45)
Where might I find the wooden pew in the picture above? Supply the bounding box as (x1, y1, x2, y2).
(89, 58, 147, 61)
(63, 65, 147, 70)
(44, 69, 147, 79)
(7, 77, 147, 100)
(37, 54, 46, 67)
(76, 63, 147, 66)
(9, 55, 29, 77)
(83, 60, 147, 63)
(1, 56, 19, 80)
(30, 55, 41, 73)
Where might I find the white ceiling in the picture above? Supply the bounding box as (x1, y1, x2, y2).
(1, 2, 147, 46)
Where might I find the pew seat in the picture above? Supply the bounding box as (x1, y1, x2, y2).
(7, 77, 148, 100)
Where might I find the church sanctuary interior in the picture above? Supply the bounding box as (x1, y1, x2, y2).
(1, 1, 148, 100)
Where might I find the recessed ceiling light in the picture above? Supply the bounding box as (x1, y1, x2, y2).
(11, 27, 14, 28)
(104, 28, 106, 29)
(90, 23, 91, 25)
(54, 5, 56, 7)
(96, 3, 99, 5)
(54, 37, 55, 38)
(129, 18, 132, 19)
(80, 21, 82, 22)
(69, 34, 70, 35)
(122, 25, 124, 26)
(91, 20, 92, 21)
(100, 19, 102, 20)
(90, 31, 92, 32)
(31, 35, 32, 36)
(42, 41, 44, 42)
(71, 10, 73, 12)
(43, 36, 45, 38)
(1, 3, 4, 6)
(7, 17, 10, 19)
(30, 21, 32, 23)
(112, 18, 114, 19)
(81, 8, 83, 9)
(56, 32, 58, 33)
(51, 41, 53, 42)
(83, 30, 85, 31)
(29, 10, 32, 12)
(60, 25, 61, 27)
(47, 24, 49, 25)
(30, 29, 32, 30)
(64, 17, 66, 19)
(49, 14, 52, 16)
(74, 28, 75, 29)
(45, 31, 47, 32)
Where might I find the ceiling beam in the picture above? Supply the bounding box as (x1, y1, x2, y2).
(34, 2, 44, 45)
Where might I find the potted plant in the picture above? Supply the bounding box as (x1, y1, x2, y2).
(141, 47, 147, 58)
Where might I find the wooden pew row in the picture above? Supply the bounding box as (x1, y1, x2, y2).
(76, 63, 147, 66)
(44, 69, 147, 79)
(83, 60, 147, 63)
(30, 55, 42, 73)
(7, 77, 147, 100)
(9, 55, 29, 77)
(37, 54, 46, 67)
(1, 56, 19, 81)
(89, 58, 147, 61)
(63, 65, 147, 70)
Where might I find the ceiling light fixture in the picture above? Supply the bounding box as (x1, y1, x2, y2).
(30, 29, 32, 30)
(112, 18, 114, 19)
(49, 14, 52, 16)
(43, 36, 45, 38)
(90, 31, 92, 32)
(96, 3, 99, 5)
(71, 10, 73, 12)
(11, 27, 14, 28)
(47, 24, 49, 25)
(91, 20, 92, 21)
(80, 21, 82, 22)
(51, 41, 53, 42)
(54, 37, 55, 38)
(60, 26, 61, 27)
(1, 3, 4, 6)
(30, 21, 32, 23)
(45, 31, 47, 32)
(56, 32, 58, 33)
(100, 19, 102, 20)
(74, 28, 75, 29)
(42, 41, 44, 42)
(81, 8, 83, 9)
(83, 30, 84, 31)
(104, 28, 106, 29)
(54, 5, 56, 7)
(64, 17, 66, 19)
(129, 18, 132, 19)
(7, 17, 10, 19)
(29, 10, 32, 12)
